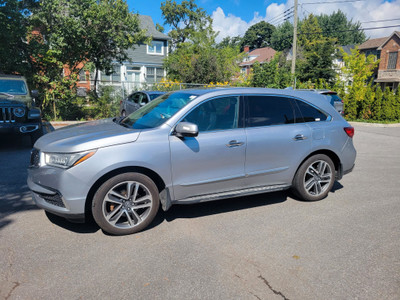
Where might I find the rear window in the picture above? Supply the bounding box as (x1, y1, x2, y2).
(294, 100, 328, 122)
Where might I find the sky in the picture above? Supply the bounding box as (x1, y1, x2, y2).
(127, 0, 400, 42)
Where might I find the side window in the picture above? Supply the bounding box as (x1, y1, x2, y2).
(131, 93, 141, 104)
(294, 100, 328, 122)
(246, 95, 295, 127)
(184, 96, 241, 132)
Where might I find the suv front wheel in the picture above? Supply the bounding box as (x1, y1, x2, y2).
(92, 173, 159, 235)
(292, 154, 335, 201)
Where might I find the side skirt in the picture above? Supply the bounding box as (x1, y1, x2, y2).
(173, 184, 291, 205)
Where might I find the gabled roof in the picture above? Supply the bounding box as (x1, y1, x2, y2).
(377, 31, 400, 50)
(138, 15, 170, 40)
(358, 37, 388, 50)
(239, 47, 276, 66)
(340, 45, 355, 55)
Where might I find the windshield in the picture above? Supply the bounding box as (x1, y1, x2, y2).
(0, 79, 28, 95)
(121, 92, 198, 129)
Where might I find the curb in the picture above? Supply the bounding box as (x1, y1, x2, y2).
(349, 121, 400, 128)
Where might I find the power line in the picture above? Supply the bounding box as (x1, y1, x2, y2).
(301, 0, 365, 4)
(299, 24, 400, 35)
(266, 6, 294, 24)
(361, 18, 400, 24)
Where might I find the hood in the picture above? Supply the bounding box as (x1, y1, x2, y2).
(0, 95, 31, 106)
(36, 118, 141, 153)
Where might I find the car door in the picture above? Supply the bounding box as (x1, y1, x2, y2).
(126, 93, 141, 114)
(244, 95, 312, 188)
(169, 95, 246, 201)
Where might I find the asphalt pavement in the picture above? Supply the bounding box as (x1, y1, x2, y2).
(0, 124, 399, 299)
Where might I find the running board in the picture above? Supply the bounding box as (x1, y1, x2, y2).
(175, 184, 291, 204)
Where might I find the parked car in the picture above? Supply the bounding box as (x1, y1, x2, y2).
(120, 91, 165, 116)
(0, 74, 42, 145)
(28, 88, 356, 235)
(296, 89, 344, 115)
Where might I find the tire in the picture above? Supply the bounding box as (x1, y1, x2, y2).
(292, 154, 335, 201)
(92, 173, 160, 235)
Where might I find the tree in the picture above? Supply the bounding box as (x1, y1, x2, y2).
(250, 54, 292, 88)
(240, 21, 275, 51)
(31, 0, 146, 91)
(317, 10, 366, 45)
(371, 85, 383, 121)
(0, 0, 39, 78)
(297, 15, 336, 83)
(217, 36, 242, 49)
(161, 0, 211, 50)
(270, 21, 294, 51)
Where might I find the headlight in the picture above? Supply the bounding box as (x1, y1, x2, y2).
(44, 150, 96, 169)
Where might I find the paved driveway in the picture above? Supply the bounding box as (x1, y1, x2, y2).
(0, 125, 399, 299)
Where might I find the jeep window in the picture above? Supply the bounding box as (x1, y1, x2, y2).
(246, 95, 296, 127)
(121, 92, 197, 129)
(184, 96, 241, 132)
(0, 80, 28, 95)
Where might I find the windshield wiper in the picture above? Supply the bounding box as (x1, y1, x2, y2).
(0, 92, 15, 99)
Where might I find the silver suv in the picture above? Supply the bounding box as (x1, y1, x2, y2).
(28, 88, 356, 235)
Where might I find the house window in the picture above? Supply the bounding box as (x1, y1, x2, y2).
(147, 41, 164, 55)
(78, 69, 87, 82)
(387, 52, 398, 69)
(100, 65, 121, 83)
(146, 67, 164, 83)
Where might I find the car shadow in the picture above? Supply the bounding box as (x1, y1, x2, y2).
(148, 190, 288, 230)
(45, 211, 101, 234)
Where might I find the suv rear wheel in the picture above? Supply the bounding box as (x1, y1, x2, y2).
(292, 154, 335, 201)
(92, 173, 159, 235)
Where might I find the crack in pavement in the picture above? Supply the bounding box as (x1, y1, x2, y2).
(5, 282, 20, 300)
(258, 275, 289, 300)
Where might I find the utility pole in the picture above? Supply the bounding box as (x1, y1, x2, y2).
(291, 0, 298, 88)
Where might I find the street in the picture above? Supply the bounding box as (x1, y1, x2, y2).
(1, 124, 399, 299)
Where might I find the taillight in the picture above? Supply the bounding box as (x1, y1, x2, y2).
(344, 127, 354, 138)
(120, 100, 122, 105)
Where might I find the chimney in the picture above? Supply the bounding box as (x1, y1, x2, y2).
(244, 45, 250, 53)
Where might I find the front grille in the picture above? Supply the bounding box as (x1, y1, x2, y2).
(37, 192, 65, 208)
(30, 148, 40, 167)
(0, 107, 16, 123)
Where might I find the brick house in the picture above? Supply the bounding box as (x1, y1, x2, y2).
(359, 31, 400, 90)
(239, 46, 276, 76)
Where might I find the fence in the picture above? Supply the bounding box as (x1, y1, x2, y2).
(77, 80, 222, 98)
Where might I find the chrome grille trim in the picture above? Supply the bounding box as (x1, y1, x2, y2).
(0, 107, 16, 123)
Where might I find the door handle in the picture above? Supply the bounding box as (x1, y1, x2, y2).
(293, 134, 307, 141)
(226, 140, 244, 147)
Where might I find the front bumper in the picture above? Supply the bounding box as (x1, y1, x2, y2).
(0, 121, 41, 134)
(27, 168, 88, 221)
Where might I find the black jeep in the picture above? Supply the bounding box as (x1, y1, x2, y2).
(0, 74, 42, 145)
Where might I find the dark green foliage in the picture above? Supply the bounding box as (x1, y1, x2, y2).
(381, 87, 396, 121)
(371, 86, 383, 121)
(359, 84, 374, 120)
(250, 55, 292, 89)
(316, 10, 366, 45)
(240, 21, 275, 51)
(270, 21, 294, 51)
(161, 0, 211, 50)
(344, 87, 358, 120)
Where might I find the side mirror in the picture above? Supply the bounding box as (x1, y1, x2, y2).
(31, 90, 39, 98)
(175, 122, 198, 138)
